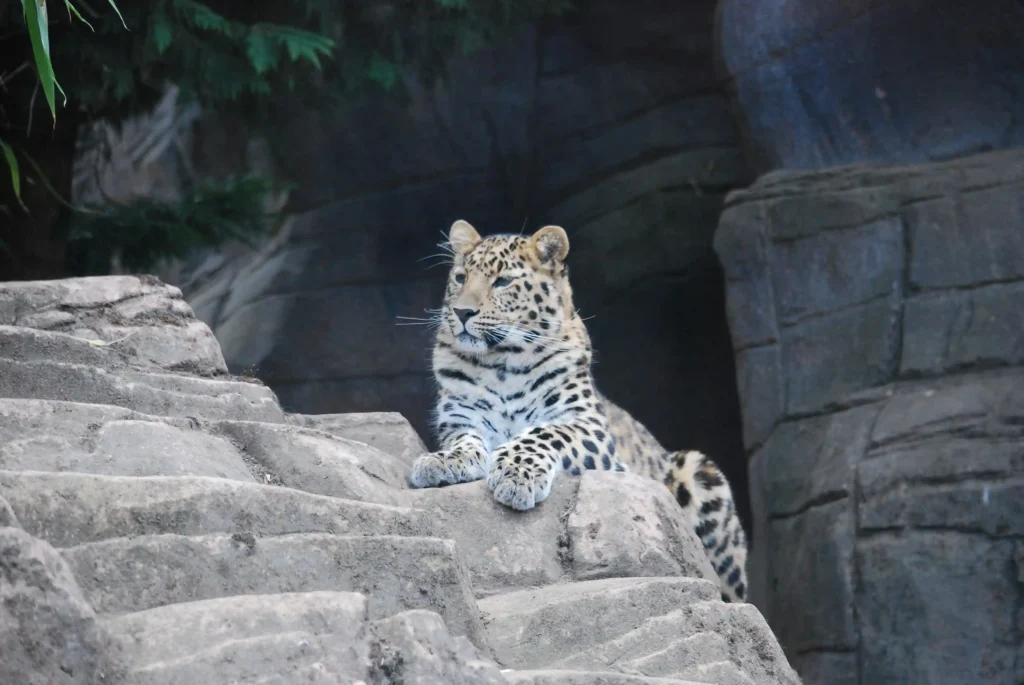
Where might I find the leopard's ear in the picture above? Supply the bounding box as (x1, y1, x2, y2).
(449, 220, 481, 256)
(529, 225, 569, 265)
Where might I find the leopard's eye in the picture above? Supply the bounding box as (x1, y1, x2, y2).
(454, 272, 466, 284)
(492, 276, 514, 288)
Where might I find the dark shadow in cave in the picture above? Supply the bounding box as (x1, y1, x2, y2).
(582, 253, 751, 536)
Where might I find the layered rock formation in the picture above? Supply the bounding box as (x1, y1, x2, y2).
(0, 275, 799, 684)
(716, 148, 1024, 684)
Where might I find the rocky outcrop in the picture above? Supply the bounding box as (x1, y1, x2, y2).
(716, 148, 1024, 684)
(717, 0, 1024, 171)
(0, 274, 798, 684)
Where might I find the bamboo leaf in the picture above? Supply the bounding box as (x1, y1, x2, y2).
(64, 0, 95, 30)
(0, 139, 22, 202)
(105, 0, 127, 29)
(22, 0, 58, 121)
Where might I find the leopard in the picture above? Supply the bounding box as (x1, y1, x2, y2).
(409, 219, 749, 602)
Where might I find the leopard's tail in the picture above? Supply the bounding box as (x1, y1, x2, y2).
(663, 450, 748, 603)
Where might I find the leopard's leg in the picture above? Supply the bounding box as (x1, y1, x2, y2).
(410, 432, 490, 488)
(486, 421, 623, 510)
(664, 450, 748, 603)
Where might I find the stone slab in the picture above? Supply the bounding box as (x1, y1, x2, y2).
(62, 533, 489, 651)
(0, 471, 432, 548)
(285, 411, 428, 465)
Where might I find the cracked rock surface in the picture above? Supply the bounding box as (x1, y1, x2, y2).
(0, 276, 799, 684)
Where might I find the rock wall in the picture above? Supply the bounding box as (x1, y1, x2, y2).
(161, 0, 754, 519)
(715, 147, 1024, 684)
(0, 274, 800, 685)
(717, 0, 1024, 171)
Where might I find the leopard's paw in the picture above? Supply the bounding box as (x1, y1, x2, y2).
(410, 449, 487, 488)
(486, 450, 553, 511)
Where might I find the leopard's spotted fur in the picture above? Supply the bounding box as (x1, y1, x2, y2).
(409, 220, 748, 602)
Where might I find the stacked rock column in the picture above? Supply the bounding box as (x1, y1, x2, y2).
(715, 149, 1024, 685)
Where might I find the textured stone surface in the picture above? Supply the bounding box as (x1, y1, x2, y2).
(0, 527, 123, 685)
(721, 150, 1024, 684)
(718, 0, 1024, 171)
(286, 410, 428, 466)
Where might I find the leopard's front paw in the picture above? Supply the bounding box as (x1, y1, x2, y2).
(486, 451, 553, 511)
(410, 449, 487, 488)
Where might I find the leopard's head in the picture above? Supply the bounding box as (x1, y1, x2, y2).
(439, 220, 577, 354)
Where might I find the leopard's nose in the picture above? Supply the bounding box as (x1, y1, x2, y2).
(454, 308, 478, 324)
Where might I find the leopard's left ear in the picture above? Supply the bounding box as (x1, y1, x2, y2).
(529, 225, 569, 265)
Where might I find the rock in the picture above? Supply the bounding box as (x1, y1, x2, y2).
(0, 272, 797, 685)
(286, 411, 428, 466)
(370, 610, 507, 684)
(0, 276, 227, 374)
(719, 150, 1024, 684)
(0, 399, 255, 481)
(717, 0, 1024, 170)
(505, 672, 710, 685)
(211, 420, 411, 505)
(0, 527, 123, 685)
(0, 471, 432, 548)
(566, 472, 716, 583)
(105, 592, 372, 684)
(62, 532, 489, 650)
(0, 360, 283, 422)
(857, 533, 1018, 684)
(408, 479, 575, 596)
(407, 472, 716, 598)
(478, 577, 718, 671)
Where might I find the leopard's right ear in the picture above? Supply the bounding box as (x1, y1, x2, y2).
(448, 220, 481, 256)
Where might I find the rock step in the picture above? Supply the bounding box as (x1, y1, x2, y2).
(286, 411, 428, 467)
(503, 670, 711, 685)
(62, 532, 489, 651)
(0, 359, 283, 422)
(0, 399, 256, 482)
(103, 592, 370, 684)
(0, 471, 431, 548)
(477, 577, 718, 671)
(0, 398, 411, 506)
(551, 602, 798, 685)
(0, 275, 229, 377)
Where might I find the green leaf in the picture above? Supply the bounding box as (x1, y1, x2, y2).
(105, 0, 128, 30)
(22, 0, 58, 122)
(152, 14, 174, 54)
(246, 29, 277, 75)
(64, 0, 95, 31)
(174, 0, 229, 32)
(0, 139, 22, 203)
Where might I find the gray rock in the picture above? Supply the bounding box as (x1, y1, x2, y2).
(370, 610, 507, 684)
(732, 344, 783, 450)
(551, 601, 799, 685)
(769, 217, 903, 326)
(566, 472, 716, 584)
(505, 671, 711, 685)
(0, 527, 123, 685)
(408, 479, 575, 596)
(478, 577, 718, 670)
(900, 282, 1024, 375)
(286, 411, 428, 465)
(0, 399, 254, 481)
(0, 471, 432, 548)
(104, 592, 371, 684)
(0, 360, 284, 422)
(857, 533, 1018, 685)
(211, 420, 411, 505)
(62, 532, 489, 650)
(780, 297, 896, 415)
(0, 275, 228, 376)
(765, 501, 857, 653)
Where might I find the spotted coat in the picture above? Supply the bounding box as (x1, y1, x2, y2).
(409, 220, 748, 602)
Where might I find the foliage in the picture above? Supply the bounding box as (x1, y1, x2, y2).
(65, 174, 283, 275)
